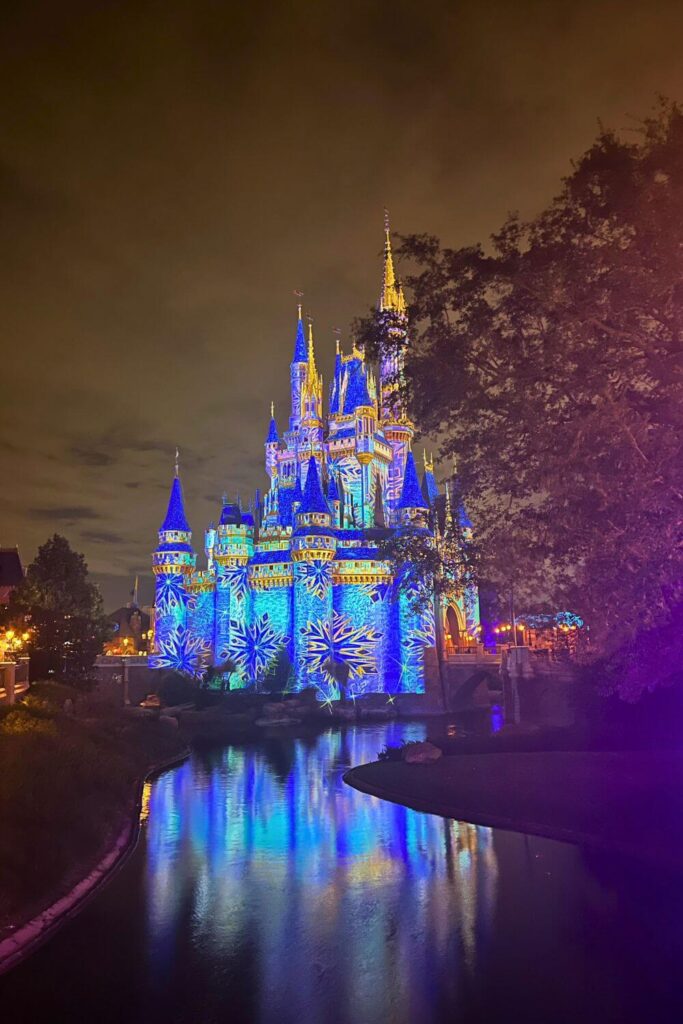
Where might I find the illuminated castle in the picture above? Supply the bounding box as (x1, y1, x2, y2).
(150, 224, 480, 698)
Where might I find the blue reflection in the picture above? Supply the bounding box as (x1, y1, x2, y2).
(142, 724, 498, 1024)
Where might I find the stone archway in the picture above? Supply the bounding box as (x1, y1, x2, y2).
(444, 603, 465, 655)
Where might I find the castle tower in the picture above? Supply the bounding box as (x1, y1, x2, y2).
(421, 451, 440, 507)
(396, 450, 434, 690)
(265, 402, 279, 481)
(377, 214, 413, 522)
(150, 463, 196, 670)
(397, 450, 429, 529)
(289, 304, 308, 432)
(329, 337, 343, 419)
(300, 322, 324, 459)
(291, 456, 336, 689)
(212, 499, 254, 676)
(354, 359, 377, 529)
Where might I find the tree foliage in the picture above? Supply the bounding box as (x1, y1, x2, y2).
(359, 100, 683, 698)
(8, 534, 111, 684)
(379, 522, 474, 615)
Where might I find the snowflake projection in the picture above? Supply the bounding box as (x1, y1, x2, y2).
(297, 560, 331, 600)
(222, 564, 250, 603)
(229, 613, 288, 682)
(155, 574, 187, 615)
(301, 611, 382, 685)
(404, 605, 436, 664)
(359, 579, 393, 604)
(153, 624, 211, 677)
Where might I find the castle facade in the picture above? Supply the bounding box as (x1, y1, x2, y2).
(150, 225, 480, 698)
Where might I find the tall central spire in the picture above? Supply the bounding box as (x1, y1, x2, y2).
(293, 303, 307, 363)
(380, 209, 407, 315)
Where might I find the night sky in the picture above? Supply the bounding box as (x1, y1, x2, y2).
(2, 1, 682, 610)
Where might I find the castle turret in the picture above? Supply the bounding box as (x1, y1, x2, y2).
(292, 456, 336, 689)
(300, 322, 324, 460)
(421, 451, 439, 507)
(378, 211, 408, 422)
(265, 401, 279, 480)
(289, 304, 308, 432)
(329, 337, 343, 418)
(397, 450, 429, 528)
(376, 214, 413, 522)
(150, 464, 196, 669)
(213, 497, 254, 673)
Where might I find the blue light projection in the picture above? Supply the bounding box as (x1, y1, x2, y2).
(229, 613, 288, 682)
(301, 610, 382, 694)
(150, 226, 480, 687)
(141, 725, 499, 1024)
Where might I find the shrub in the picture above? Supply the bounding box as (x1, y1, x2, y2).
(262, 648, 294, 694)
(377, 740, 423, 762)
(156, 670, 197, 707)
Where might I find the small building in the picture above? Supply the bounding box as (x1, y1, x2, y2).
(104, 604, 152, 656)
(0, 547, 24, 606)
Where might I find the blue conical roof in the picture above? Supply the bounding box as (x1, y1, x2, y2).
(458, 503, 473, 530)
(160, 476, 191, 532)
(329, 349, 343, 415)
(327, 473, 339, 501)
(266, 415, 278, 443)
(421, 468, 439, 506)
(299, 456, 329, 514)
(397, 452, 429, 510)
(343, 359, 372, 414)
(292, 473, 303, 504)
(293, 312, 307, 363)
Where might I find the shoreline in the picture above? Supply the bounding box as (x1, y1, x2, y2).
(0, 748, 189, 977)
(344, 750, 683, 870)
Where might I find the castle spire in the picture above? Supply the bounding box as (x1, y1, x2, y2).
(160, 472, 191, 533)
(299, 456, 328, 515)
(307, 320, 317, 373)
(397, 450, 429, 512)
(380, 209, 407, 315)
(265, 402, 278, 444)
(292, 303, 307, 363)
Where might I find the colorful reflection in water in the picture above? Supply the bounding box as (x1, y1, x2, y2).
(142, 723, 497, 1024)
(5, 722, 683, 1024)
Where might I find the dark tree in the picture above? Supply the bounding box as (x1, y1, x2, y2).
(359, 101, 683, 699)
(8, 534, 111, 684)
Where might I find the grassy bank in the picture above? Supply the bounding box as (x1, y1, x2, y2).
(345, 749, 683, 866)
(0, 683, 186, 933)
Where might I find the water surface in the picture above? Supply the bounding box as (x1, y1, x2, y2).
(2, 721, 682, 1023)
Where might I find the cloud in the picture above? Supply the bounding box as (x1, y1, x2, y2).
(69, 444, 117, 467)
(28, 505, 102, 522)
(80, 529, 125, 544)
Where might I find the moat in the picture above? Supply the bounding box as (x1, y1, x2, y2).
(2, 721, 681, 1024)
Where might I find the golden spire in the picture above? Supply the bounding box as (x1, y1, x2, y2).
(303, 319, 322, 413)
(380, 209, 407, 314)
(423, 449, 434, 473)
(270, 400, 275, 418)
